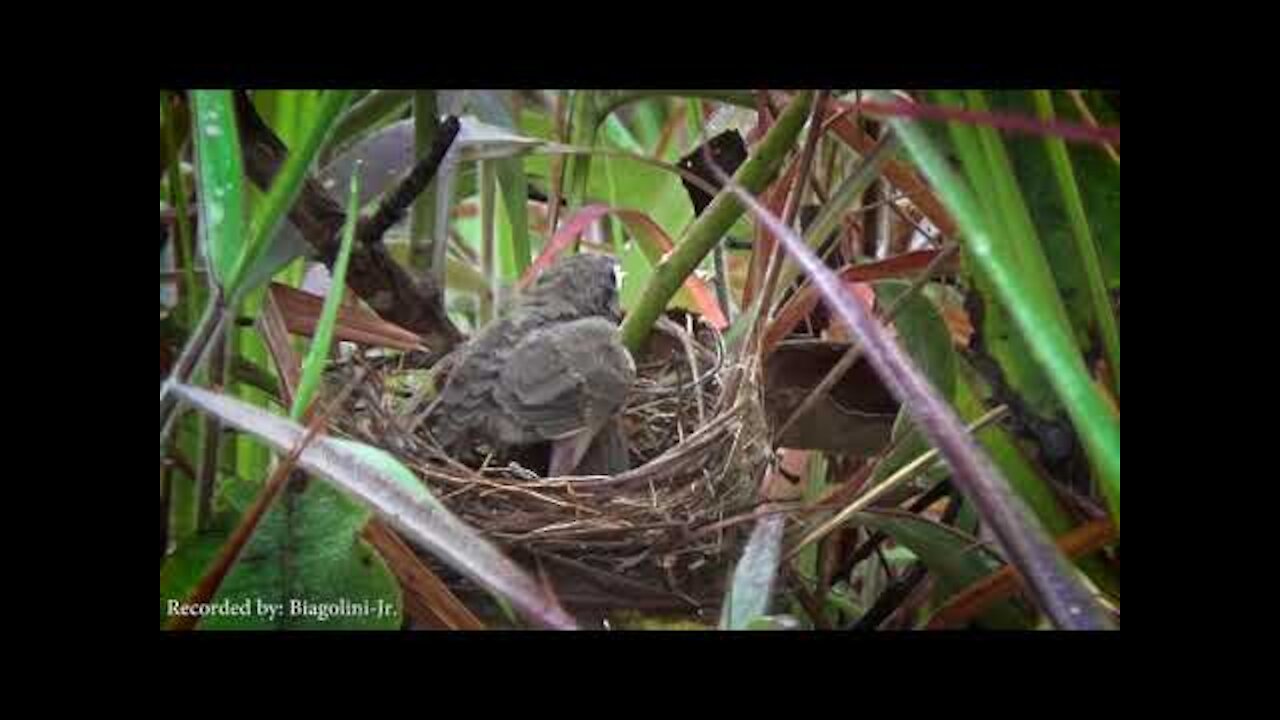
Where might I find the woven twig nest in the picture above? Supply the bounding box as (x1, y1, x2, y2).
(329, 312, 772, 620)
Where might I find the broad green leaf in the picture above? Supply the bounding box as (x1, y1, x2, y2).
(201, 481, 401, 630)
(190, 90, 245, 289)
(160, 519, 231, 625)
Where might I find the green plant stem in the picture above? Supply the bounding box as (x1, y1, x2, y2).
(163, 95, 199, 330)
(620, 91, 814, 353)
(479, 160, 496, 325)
(565, 90, 598, 212)
(409, 91, 439, 273)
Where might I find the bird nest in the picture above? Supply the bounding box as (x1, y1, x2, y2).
(326, 312, 772, 619)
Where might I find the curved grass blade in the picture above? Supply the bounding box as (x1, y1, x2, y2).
(169, 383, 578, 630)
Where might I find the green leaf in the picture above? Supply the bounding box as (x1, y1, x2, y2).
(160, 521, 231, 625)
(201, 481, 401, 630)
(190, 90, 245, 290)
(966, 248, 1062, 419)
(291, 164, 361, 420)
(465, 92, 531, 279)
(1032, 90, 1120, 396)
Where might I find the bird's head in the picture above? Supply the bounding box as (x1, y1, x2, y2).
(525, 253, 623, 322)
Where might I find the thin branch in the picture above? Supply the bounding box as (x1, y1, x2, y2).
(358, 116, 460, 246)
(232, 91, 463, 351)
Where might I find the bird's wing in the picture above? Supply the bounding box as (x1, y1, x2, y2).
(495, 328, 590, 441)
(495, 318, 635, 443)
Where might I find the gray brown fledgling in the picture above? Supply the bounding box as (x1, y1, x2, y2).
(424, 253, 636, 476)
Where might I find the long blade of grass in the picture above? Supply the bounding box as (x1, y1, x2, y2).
(1033, 90, 1121, 398)
(291, 163, 361, 420)
(878, 90, 1120, 526)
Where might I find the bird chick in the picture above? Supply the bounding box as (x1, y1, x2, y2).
(424, 253, 635, 475)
